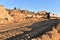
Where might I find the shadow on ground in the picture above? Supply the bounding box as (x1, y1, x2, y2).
(6, 19, 60, 40)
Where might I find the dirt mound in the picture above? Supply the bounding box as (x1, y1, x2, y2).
(0, 5, 57, 24)
(8, 9, 26, 22)
(0, 5, 13, 24)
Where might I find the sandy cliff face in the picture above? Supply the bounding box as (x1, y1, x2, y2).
(0, 5, 57, 24)
(0, 5, 13, 24)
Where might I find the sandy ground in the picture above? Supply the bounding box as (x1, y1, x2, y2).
(5, 19, 60, 40)
(0, 18, 60, 40)
(32, 22, 60, 40)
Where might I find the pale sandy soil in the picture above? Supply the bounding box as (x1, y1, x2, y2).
(0, 18, 45, 32)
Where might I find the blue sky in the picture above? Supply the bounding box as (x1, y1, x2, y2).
(0, 0, 60, 17)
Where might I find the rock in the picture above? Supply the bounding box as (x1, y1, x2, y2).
(36, 11, 48, 18)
